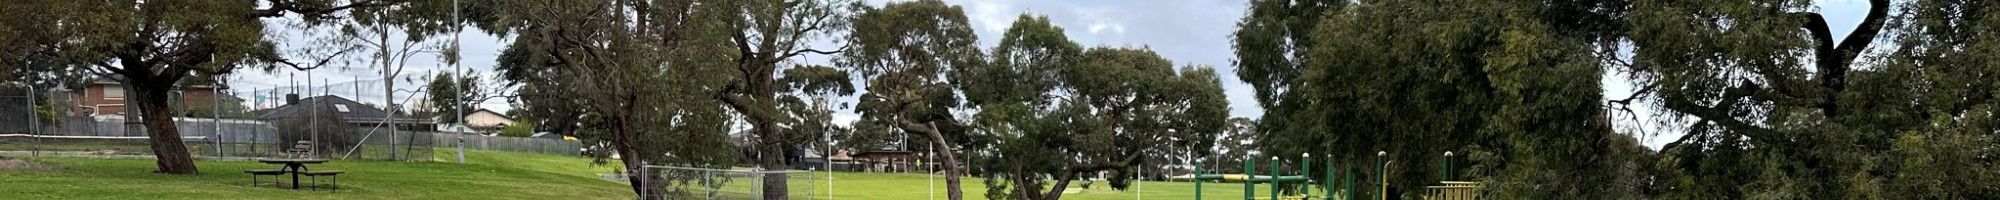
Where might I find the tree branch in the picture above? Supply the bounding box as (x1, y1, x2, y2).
(1659, 83, 1791, 147)
(251, 0, 412, 18)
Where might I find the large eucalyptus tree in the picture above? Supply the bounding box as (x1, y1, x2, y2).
(843, 1, 982, 199)
(0, 0, 420, 174)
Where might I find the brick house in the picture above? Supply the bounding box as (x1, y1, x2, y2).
(67, 77, 225, 116)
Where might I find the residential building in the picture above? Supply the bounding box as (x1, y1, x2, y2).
(66, 77, 226, 116)
(254, 95, 435, 132)
(439, 109, 514, 134)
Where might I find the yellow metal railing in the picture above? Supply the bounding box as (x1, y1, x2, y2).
(1421, 181, 1480, 200)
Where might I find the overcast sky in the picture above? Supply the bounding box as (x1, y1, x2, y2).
(231, 0, 1882, 150)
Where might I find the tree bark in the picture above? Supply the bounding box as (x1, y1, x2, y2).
(751, 83, 790, 200)
(896, 119, 962, 200)
(134, 82, 198, 174)
(609, 114, 663, 200)
(381, 30, 401, 160)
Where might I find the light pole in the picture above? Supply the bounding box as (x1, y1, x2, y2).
(452, 0, 466, 164)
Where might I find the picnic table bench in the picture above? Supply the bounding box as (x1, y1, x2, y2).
(249, 158, 343, 191)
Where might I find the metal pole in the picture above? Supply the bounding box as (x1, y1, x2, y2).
(1442, 151, 1453, 181)
(1268, 156, 1277, 200)
(1301, 153, 1311, 198)
(1243, 155, 1254, 200)
(927, 147, 935, 200)
(1324, 157, 1333, 198)
(308, 70, 317, 158)
(1377, 151, 1387, 200)
(452, 0, 466, 165)
(212, 76, 223, 158)
(1344, 162, 1354, 200)
(27, 83, 39, 157)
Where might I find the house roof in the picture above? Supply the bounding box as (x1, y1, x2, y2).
(468, 109, 512, 121)
(850, 150, 914, 158)
(255, 95, 431, 124)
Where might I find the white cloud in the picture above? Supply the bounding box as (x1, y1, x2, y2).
(963, 1, 1016, 33)
(1086, 21, 1127, 35)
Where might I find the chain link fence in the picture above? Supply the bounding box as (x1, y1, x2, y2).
(443, 132, 581, 155)
(0, 83, 576, 160)
(638, 165, 824, 200)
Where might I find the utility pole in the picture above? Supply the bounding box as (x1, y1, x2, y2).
(452, 0, 466, 164)
(212, 75, 224, 158)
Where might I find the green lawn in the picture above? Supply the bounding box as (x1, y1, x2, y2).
(793, 172, 1260, 200)
(0, 151, 633, 199)
(0, 148, 1283, 200)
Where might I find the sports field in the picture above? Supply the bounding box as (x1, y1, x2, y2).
(0, 149, 1269, 199)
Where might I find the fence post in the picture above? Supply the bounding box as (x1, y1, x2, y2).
(27, 84, 39, 157)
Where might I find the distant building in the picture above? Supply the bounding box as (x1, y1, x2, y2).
(254, 95, 434, 132)
(441, 109, 514, 134)
(67, 76, 226, 116)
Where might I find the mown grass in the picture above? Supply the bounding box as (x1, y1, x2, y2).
(0, 151, 632, 199)
(766, 172, 1258, 200)
(0, 148, 1282, 200)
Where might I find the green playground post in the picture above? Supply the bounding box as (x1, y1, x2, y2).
(1245, 156, 1255, 200)
(1377, 151, 1387, 200)
(1442, 151, 1454, 181)
(1324, 158, 1333, 199)
(1301, 153, 1311, 198)
(1344, 162, 1355, 200)
(1269, 156, 1279, 200)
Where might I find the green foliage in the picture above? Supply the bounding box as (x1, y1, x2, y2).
(499, 123, 535, 138)
(958, 13, 1230, 198)
(1239, 0, 1642, 199)
(425, 72, 487, 124)
(843, 1, 983, 198)
(0, 0, 428, 173)
(474, 0, 744, 198)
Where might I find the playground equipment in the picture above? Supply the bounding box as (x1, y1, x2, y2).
(1194, 151, 1479, 200)
(1192, 153, 1345, 200)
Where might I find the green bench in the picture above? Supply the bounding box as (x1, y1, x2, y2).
(300, 170, 346, 191)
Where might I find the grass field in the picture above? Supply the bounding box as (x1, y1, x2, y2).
(0, 150, 633, 200)
(0, 148, 1272, 199)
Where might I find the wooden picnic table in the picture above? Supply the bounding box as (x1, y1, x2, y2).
(257, 158, 328, 189)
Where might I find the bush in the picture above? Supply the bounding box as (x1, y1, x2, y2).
(499, 123, 535, 137)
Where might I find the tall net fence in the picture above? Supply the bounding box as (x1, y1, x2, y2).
(639, 166, 825, 200)
(245, 77, 427, 111)
(0, 80, 574, 161)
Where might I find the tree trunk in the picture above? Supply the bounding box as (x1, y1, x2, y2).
(927, 132, 964, 200)
(134, 83, 198, 174)
(382, 32, 401, 160)
(898, 120, 962, 200)
(609, 117, 663, 200)
(755, 108, 790, 200)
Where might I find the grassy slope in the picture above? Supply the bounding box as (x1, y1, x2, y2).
(431, 148, 623, 178)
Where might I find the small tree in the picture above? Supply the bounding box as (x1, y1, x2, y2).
(498, 123, 534, 137)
